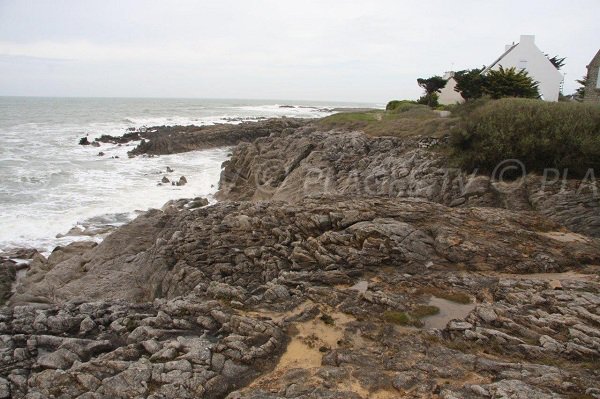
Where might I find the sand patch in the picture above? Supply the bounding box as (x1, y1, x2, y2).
(245, 305, 357, 390)
(539, 231, 591, 243)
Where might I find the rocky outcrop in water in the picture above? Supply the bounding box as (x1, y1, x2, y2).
(95, 131, 142, 144)
(127, 118, 308, 157)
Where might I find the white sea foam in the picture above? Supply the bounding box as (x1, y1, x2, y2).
(0, 97, 374, 255)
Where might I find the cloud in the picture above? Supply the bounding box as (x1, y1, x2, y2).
(0, 0, 599, 101)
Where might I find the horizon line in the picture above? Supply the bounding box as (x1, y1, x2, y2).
(0, 95, 384, 105)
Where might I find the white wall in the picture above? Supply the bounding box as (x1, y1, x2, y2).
(491, 35, 563, 101)
(438, 76, 465, 105)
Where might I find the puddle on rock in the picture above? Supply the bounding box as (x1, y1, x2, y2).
(245, 307, 357, 389)
(277, 311, 354, 369)
(422, 296, 476, 329)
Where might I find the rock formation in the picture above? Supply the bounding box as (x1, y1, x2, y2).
(127, 118, 308, 157)
(217, 126, 600, 237)
(4, 118, 600, 398)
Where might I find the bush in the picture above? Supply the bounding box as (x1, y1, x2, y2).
(482, 66, 540, 99)
(444, 97, 492, 116)
(450, 98, 600, 177)
(417, 92, 439, 108)
(454, 68, 485, 100)
(386, 100, 419, 112)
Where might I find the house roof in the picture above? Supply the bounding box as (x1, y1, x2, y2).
(482, 44, 518, 74)
(588, 49, 600, 67)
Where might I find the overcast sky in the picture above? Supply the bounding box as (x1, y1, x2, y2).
(0, 0, 598, 103)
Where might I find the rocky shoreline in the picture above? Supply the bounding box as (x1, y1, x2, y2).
(2, 117, 599, 398)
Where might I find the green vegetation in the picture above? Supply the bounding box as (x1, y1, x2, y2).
(449, 98, 600, 177)
(416, 75, 447, 107)
(454, 66, 539, 101)
(575, 76, 588, 102)
(412, 305, 441, 318)
(386, 99, 418, 112)
(320, 313, 335, 325)
(482, 66, 540, 99)
(319, 110, 382, 124)
(317, 104, 457, 138)
(546, 54, 566, 70)
(438, 291, 471, 304)
(454, 68, 485, 101)
(383, 310, 411, 325)
(416, 286, 472, 304)
(383, 305, 441, 327)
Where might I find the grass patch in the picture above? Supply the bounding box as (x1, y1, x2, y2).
(383, 308, 438, 326)
(383, 311, 412, 325)
(412, 305, 440, 318)
(449, 98, 600, 177)
(416, 287, 472, 304)
(317, 106, 457, 138)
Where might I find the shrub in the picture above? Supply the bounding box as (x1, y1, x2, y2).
(482, 66, 540, 99)
(417, 92, 439, 108)
(445, 97, 492, 117)
(450, 98, 600, 177)
(417, 76, 447, 95)
(386, 100, 419, 112)
(454, 68, 486, 100)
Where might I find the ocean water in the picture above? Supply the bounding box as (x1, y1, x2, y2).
(0, 97, 375, 254)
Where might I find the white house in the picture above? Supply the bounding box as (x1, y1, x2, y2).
(437, 71, 465, 105)
(482, 35, 563, 101)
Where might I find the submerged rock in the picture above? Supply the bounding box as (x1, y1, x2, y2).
(176, 176, 187, 186)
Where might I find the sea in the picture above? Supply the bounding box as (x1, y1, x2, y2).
(0, 97, 377, 255)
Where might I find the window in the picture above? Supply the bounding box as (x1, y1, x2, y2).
(519, 59, 528, 70)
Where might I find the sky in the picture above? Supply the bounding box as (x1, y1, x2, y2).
(0, 0, 598, 103)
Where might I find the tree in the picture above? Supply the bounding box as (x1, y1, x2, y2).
(417, 76, 447, 95)
(453, 68, 485, 100)
(481, 66, 540, 99)
(546, 54, 566, 70)
(575, 76, 587, 102)
(417, 92, 439, 107)
(416, 76, 446, 107)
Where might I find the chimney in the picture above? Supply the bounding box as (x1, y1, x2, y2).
(520, 35, 535, 45)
